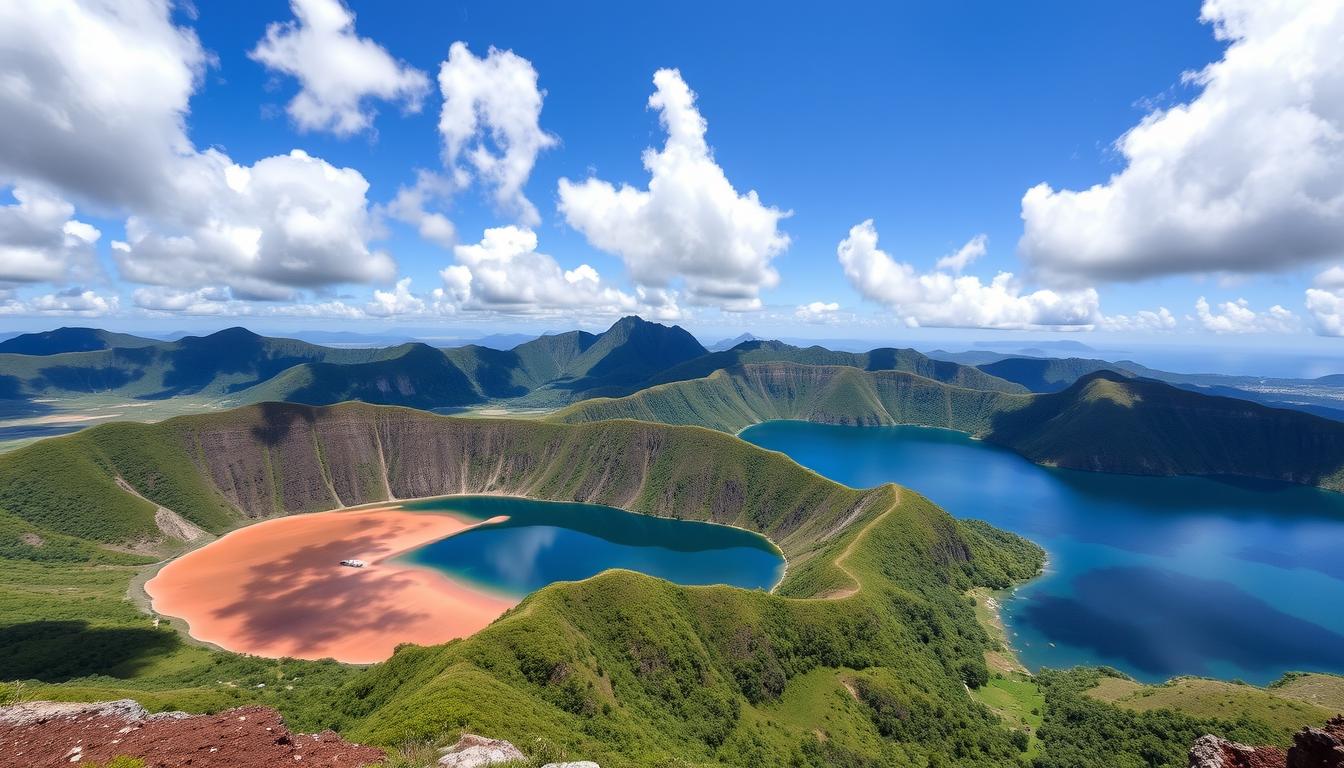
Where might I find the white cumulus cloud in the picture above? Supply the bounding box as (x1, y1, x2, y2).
(436, 225, 679, 319)
(114, 150, 395, 300)
(1020, 0, 1344, 285)
(1099, 307, 1178, 332)
(0, 288, 118, 317)
(0, 186, 101, 283)
(250, 0, 429, 136)
(0, 0, 207, 217)
(558, 69, 790, 310)
(438, 43, 556, 226)
(838, 220, 1099, 330)
(382, 170, 457, 248)
(1, 0, 395, 300)
(934, 234, 988, 273)
(794, 301, 843, 323)
(1306, 266, 1344, 336)
(1195, 296, 1299, 334)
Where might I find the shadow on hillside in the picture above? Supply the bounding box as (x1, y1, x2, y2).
(0, 376, 24, 401)
(33, 365, 144, 392)
(0, 620, 178, 682)
(0, 394, 54, 419)
(0, 423, 86, 442)
(453, 347, 529, 398)
(249, 401, 317, 446)
(985, 370, 1344, 492)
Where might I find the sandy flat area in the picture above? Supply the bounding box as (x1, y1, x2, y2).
(144, 508, 517, 664)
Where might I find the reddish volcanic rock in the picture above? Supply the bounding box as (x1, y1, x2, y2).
(1189, 734, 1286, 768)
(1191, 715, 1344, 768)
(0, 700, 383, 768)
(1288, 715, 1344, 768)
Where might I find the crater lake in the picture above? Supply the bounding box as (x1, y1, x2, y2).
(741, 420, 1344, 684)
(398, 495, 786, 597)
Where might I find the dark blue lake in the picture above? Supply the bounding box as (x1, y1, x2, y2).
(398, 495, 784, 597)
(741, 420, 1344, 684)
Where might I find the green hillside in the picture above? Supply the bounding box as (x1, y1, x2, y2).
(988, 371, 1344, 487)
(0, 402, 1051, 766)
(235, 343, 482, 409)
(0, 327, 398, 400)
(977, 355, 1344, 422)
(976, 357, 1127, 394)
(0, 327, 159, 355)
(0, 317, 715, 412)
(557, 363, 1026, 434)
(650, 340, 1027, 394)
(530, 315, 708, 399)
(556, 364, 1344, 491)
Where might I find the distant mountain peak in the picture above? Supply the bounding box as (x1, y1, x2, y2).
(0, 327, 157, 355)
(710, 332, 759, 352)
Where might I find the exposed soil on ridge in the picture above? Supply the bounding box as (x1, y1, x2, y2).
(0, 700, 383, 768)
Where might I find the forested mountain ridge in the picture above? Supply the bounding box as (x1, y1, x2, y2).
(556, 365, 1344, 491)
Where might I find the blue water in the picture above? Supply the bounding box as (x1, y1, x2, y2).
(398, 495, 784, 597)
(741, 421, 1344, 684)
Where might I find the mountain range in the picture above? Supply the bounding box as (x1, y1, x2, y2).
(5, 319, 1344, 491)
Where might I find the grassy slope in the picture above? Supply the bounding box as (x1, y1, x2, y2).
(233, 344, 482, 409)
(555, 364, 1344, 492)
(991, 373, 1344, 489)
(0, 328, 396, 400)
(0, 402, 1047, 766)
(649, 341, 1027, 395)
(1085, 676, 1335, 741)
(0, 327, 159, 355)
(555, 364, 1028, 435)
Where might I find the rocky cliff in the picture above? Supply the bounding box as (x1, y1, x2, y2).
(1190, 715, 1344, 768)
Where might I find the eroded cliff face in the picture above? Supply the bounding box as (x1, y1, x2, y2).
(1190, 716, 1344, 768)
(162, 403, 877, 559)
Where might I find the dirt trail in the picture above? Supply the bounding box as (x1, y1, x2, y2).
(812, 489, 900, 600)
(115, 477, 209, 543)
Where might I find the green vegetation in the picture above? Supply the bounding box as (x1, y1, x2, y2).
(0, 327, 158, 355)
(2, 319, 1026, 433)
(1270, 671, 1344, 712)
(89, 758, 147, 768)
(1033, 668, 1287, 768)
(555, 363, 1027, 435)
(649, 340, 1027, 394)
(556, 365, 1344, 491)
(0, 400, 1057, 766)
(3, 390, 1337, 764)
(1088, 675, 1337, 741)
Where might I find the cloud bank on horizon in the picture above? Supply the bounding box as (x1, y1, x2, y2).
(0, 0, 1342, 338)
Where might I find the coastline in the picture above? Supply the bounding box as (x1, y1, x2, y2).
(970, 585, 1030, 676)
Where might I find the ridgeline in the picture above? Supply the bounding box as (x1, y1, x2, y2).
(0, 401, 1043, 766)
(554, 364, 1344, 492)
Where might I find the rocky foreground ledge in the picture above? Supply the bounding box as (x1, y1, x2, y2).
(0, 700, 606, 768)
(0, 700, 384, 768)
(1190, 715, 1344, 768)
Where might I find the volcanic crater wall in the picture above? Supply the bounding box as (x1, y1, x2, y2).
(168, 402, 876, 559)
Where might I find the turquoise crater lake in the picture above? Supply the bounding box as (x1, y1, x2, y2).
(398, 495, 785, 597)
(741, 420, 1344, 685)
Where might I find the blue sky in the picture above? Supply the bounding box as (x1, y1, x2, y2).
(1, 0, 1342, 347)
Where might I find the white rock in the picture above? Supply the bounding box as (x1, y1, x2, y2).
(438, 733, 526, 767)
(0, 700, 148, 727)
(542, 763, 600, 768)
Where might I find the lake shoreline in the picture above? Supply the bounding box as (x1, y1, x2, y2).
(144, 507, 518, 664)
(743, 419, 1344, 688)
